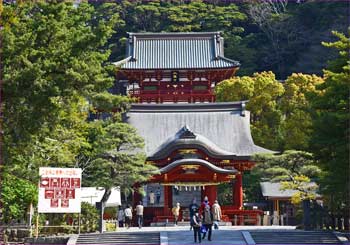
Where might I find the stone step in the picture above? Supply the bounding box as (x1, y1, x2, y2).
(150, 221, 232, 227)
(75, 231, 160, 244)
(249, 231, 342, 244)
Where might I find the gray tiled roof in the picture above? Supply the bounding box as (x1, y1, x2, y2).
(126, 102, 273, 159)
(113, 32, 240, 70)
(149, 126, 237, 160)
(260, 181, 319, 199)
(260, 182, 298, 199)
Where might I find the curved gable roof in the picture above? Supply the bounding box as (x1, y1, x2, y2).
(126, 102, 274, 160)
(113, 32, 240, 70)
(149, 126, 236, 160)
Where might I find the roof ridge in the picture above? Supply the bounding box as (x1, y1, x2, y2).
(128, 31, 222, 37)
(129, 101, 247, 113)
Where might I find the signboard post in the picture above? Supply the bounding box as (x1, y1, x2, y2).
(38, 167, 82, 213)
(37, 167, 82, 237)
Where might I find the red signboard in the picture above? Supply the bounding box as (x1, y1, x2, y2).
(38, 167, 81, 213)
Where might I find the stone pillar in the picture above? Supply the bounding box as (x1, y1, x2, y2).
(273, 211, 279, 225)
(263, 213, 269, 226)
(233, 174, 243, 209)
(257, 214, 262, 226)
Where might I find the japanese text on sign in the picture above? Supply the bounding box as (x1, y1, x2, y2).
(38, 167, 81, 213)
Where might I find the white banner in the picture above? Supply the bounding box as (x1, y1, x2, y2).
(38, 167, 81, 213)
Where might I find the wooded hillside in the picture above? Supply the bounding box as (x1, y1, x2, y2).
(96, 0, 348, 79)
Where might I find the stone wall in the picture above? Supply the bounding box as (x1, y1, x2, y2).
(24, 236, 69, 244)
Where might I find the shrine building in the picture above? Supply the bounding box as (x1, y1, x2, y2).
(114, 32, 273, 225)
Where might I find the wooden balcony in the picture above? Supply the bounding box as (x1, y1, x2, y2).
(128, 88, 215, 103)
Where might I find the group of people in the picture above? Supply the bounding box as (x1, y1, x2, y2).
(190, 196, 222, 243)
(117, 201, 144, 229)
(116, 196, 222, 244)
(149, 187, 162, 205)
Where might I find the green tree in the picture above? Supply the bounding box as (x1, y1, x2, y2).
(215, 71, 284, 150)
(246, 150, 321, 204)
(309, 30, 350, 216)
(83, 121, 158, 232)
(2, 173, 37, 223)
(250, 150, 321, 229)
(1, 1, 125, 222)
(280, 73, 324, 150)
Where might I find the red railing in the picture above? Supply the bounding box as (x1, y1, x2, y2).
(128, 89, 215, 103)
(222, 206, 263, 226)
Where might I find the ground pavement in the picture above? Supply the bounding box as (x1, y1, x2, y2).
(69, 225, 348, 245)
(68, 225, 350, 245)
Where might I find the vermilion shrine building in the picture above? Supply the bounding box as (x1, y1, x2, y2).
(114, 32, 273, 225)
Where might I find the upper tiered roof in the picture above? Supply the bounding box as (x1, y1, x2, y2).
(113, 32, 240, 70)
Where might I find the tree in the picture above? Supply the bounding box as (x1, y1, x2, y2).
(309, 30, 350, 218)
(2, 1, 120, 165)
(2, 173, 37, 223)
(82, 121, 158, 232)
(280, 73, 324, 150)
(1, 1, 124, 221)
(215, 71, 284, 150)
(251, 150, 321, 229)
(249, 150, 321, 205)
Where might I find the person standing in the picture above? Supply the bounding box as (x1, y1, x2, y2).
(212, 200, 222, 229)
(172, 202, 181, 225)
(124, 205, 133, 229)
(192, 209, 202, 243)
(202, 205, 213, 241)
(200, 196, 210, 214)
(189, 198, 199, 230)
(156, 187, 161, 204)
(149, 190, 155, 205)
(135, 201, 144, 229)
(117, 205, 125, 228)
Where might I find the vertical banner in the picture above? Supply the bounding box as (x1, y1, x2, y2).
(38, 167, 81, 213)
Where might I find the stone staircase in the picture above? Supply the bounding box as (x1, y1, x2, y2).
(73, 231, 160, 244)
(249, 230, 344, 244)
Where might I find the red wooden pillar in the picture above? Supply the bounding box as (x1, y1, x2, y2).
(168, 186, 173, 208)
(205, 185, 217, 204)
(233, 174, 243, 209)
(163, 185, 172, 216)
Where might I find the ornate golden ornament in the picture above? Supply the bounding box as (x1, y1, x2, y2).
(181, 165, 200, 171)
(181, 165, 199, 174)
(221, 160, 230, 164)
(178, 149, 197, 154)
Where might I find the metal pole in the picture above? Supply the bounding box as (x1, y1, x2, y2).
(29, 203, 33, 237)
(78, 213, 81, 234)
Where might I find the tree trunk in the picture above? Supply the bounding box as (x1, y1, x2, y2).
(98, 188, 112, 233)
